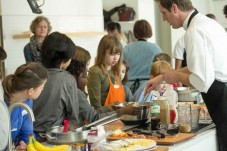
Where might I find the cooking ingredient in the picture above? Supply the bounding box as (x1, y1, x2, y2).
(179, 124, 191, 133)
(32, 135, 69, 151)
(27, 135, 37, 151)
(111, 128, 128, 137)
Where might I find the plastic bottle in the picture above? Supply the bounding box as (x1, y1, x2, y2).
(163, 84, 178, 123)
(87, 125, 106, 151)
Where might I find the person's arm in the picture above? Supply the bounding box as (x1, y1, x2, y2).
(23, 44, 33, 62)
(65, 78, 79, 122)
(17, 100, 34, 145)
(87, 68, 103, 109)
(145, 69, 193, 94)
(0, 101, 9, 150)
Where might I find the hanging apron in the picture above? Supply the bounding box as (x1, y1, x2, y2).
(104, 74, 125, 106)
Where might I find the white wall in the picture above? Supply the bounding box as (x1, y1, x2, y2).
(1, 0, 104, 75)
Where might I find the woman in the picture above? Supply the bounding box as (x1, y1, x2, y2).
(2, 62, 48, 150)
(123, 19, 162, 94)
(24, 16, 52, 62)
(87, 35, 124, 109)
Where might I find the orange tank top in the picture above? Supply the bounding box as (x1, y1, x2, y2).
(104, 74, 125, 106)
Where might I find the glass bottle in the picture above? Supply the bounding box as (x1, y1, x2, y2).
(150, 100, 161, 130)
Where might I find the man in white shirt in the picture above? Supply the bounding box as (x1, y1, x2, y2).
(146, 1, 227, 150)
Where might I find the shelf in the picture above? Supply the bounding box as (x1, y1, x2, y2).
(13, 31, 107, 39)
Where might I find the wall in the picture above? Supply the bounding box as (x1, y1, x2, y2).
(1, 0, 104, 75)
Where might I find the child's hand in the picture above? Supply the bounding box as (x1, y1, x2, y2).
(15, 141, 27, 151)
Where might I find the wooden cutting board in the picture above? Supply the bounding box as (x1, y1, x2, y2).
(107, 133, 196, 145)
(151, 133, 196, 145)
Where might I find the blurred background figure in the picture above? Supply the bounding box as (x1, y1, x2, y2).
(106, 22, 127, 48)
(74, 46, 91, 69)
(153, 53, 171, 65)
(124, 19, 162, 94)
(121, 60, 133, 102)
(24, 16, 52, 62)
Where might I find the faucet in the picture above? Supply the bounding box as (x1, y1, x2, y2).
(7, 103, 35, 151)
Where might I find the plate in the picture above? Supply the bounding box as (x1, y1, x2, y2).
(104, 139, 157, 151)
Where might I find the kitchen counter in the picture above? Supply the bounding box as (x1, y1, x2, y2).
(104, 120, 218, 151)
(43, 120, 217, 151)
(165, 128, 218, 151)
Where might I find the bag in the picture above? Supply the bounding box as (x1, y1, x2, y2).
(118, 7, 136, 21)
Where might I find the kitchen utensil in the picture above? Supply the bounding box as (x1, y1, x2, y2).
(142, 92, 150, 102)
(75, 114, 116, 131)
(176, 87, 200, 103)
(120, 102, 152, 125)
(46, 126, 89, 145)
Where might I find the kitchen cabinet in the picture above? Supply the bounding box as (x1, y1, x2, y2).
(102, 0, 157, 43)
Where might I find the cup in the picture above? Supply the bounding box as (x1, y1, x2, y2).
(177, 104, 201, 132)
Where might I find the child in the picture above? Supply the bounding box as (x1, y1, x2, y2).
(87, 35, 125, 109)
(74, 46, 91, 69)
(133, 61, 173, 102)
(153, 53, 171, 65)
(2, 62, 48, 150)
(32, 32, 79, 142)
(121, 60, 133, 102)
(67, 60, 139, 125)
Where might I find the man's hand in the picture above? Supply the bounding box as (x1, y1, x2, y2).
(15, 141, 27, 151)
(163, 69, 178, 84)
(145, 74, 163, 95)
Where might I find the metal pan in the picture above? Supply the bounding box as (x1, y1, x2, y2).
(45, 126, 89, 145)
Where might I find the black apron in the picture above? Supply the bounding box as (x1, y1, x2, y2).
(187, 10, 227, 151)
(129, 38, 150, 94)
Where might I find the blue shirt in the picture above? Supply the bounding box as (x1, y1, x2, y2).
(124, 40, 162, 89)
(133, 82, 154, 102)
(9, 99, 34, 145)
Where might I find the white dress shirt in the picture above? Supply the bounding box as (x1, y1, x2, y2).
(183, 12, 227, 92)
(173, 35, 185, 60)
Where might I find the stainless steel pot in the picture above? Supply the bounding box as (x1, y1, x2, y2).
(45, 126, 89, 145)
(176, 87, 200, 102)
(120, 102, 152, 125)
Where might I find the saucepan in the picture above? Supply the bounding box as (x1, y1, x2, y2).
(175, 87, 200, 103)
(118, 102, 152, 125)
(45, 126, 89, 145)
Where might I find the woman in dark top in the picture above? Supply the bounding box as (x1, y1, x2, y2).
(24, 16, 52, 62)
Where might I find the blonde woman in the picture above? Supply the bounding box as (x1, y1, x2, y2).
(24, 16, 52, 62)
